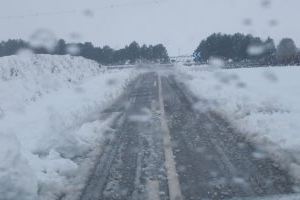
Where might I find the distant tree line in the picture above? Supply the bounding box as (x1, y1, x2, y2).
(193, 33, 300, 66)
(0, 39, 170, 65)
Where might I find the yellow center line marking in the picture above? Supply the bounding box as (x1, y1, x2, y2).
(147, 180, 161, 200)
(158, 74, 183, 200)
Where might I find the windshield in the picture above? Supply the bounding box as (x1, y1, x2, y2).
(1, 1, 300, 200)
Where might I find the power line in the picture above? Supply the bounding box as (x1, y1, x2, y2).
(0, 10, 79, 20)
(0, 0, 164, 20)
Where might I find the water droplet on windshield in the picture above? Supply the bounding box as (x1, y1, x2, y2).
(82, 9, 94, 18)
(66, 44, 81, 55)
(29, 29, 58, 52)
(243, 18, 252, 26)
(261, 0, 271, 8)
(247, 45, 265, 56)
(208, 57, 225, 69)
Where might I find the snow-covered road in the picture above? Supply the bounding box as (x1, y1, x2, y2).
(79, 69, 298, 200)
(1, 55, 300, 200)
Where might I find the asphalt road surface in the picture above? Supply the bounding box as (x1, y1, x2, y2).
(79, 69, 296, 200)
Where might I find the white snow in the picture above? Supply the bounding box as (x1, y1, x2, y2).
(0, 54, 137, 200)
(176, 65, 300, 182)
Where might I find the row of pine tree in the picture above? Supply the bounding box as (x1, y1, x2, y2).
(1, 33, 300, 66)
(193, 33, 300, 65)
(0, 39, 169, 65)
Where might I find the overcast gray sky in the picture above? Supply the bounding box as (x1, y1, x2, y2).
(0, 0, 299, 56)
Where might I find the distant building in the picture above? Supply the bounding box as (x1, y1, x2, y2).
(170, 55, 194, 65)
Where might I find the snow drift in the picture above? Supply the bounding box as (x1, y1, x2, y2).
(0, 54, 136, 200)
(176, 65, 300, 185)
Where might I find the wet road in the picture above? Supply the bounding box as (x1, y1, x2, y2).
(79, 70, 296, 200)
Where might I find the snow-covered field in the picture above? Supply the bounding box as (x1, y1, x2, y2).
(176, 65, 300, 183)
(0, 54, 137, 200)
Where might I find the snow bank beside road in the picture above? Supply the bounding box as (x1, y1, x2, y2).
(0, 55, 136, 200)
(176, 65, 300, 181)
(0, 54, 101, 112)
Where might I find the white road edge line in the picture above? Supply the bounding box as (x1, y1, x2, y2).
(158, 74, 183, 200)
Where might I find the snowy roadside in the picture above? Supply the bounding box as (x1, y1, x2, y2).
(0, 55, 138, 200)
(176, 65, 300, 185)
